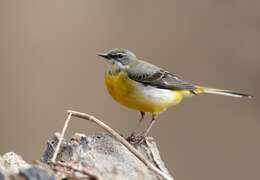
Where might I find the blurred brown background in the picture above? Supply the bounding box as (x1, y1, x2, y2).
(0, 0, 259, 179)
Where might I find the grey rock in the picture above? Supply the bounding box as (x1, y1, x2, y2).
(42, 132, 172, 180)
(19, 166, 55, 180)
(1, 152, 30, 174)
(0, 133, 172, 180)
(0, 165, 5, 180)
(0, 172, 4, 180)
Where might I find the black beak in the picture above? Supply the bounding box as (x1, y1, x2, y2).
(97, 53, 109, 59)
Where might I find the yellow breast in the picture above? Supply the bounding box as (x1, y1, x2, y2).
(105, 71, 183, 113)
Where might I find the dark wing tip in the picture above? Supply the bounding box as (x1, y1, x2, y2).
(225, 90, 253, 99)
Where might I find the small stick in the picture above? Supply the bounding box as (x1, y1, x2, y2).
(51, 112, 72, 163)
(49, 161, 98, 180)
(67, 110, 173, 180)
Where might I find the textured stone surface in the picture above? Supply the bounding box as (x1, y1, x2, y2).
(19, 166, 55, 180)
(0, 133, 172, 180)
(0, 167, 5, 180)
(0, 173, 4, 180)
(42, 133, 172, 180)
(1, 152, 30, 174)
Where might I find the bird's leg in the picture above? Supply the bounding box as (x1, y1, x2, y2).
(128, 113, 157, 144)
(141, 113, 157, 138)
(130, 111, 145, 137)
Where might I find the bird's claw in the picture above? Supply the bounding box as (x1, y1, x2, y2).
(126, 133, 146, 145)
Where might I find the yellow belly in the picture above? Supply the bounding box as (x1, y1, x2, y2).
(105, 71, 184, 113)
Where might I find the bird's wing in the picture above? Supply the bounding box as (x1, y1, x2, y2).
(127, 61, 196, 91)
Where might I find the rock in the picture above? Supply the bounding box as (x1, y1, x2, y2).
(19, 166, 55, 180)
(0, 172, 4, 180)
(0, 156, 5, 172)
(0, 133, 173, 180)
(1, 152, 30, 174)
(0, 159, 5, 180)
(42, 132, 172, 180)
(0, 152, 56, 180)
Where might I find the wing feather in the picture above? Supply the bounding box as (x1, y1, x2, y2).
(127, 61, 196, 91)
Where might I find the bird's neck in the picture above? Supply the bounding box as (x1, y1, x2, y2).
(106, 64, 124, 75)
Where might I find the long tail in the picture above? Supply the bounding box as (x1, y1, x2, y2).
(201, 87, 252, 99)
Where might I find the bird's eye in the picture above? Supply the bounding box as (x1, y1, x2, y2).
(109, 54, 116, 59)
(118, 54, 123, 58)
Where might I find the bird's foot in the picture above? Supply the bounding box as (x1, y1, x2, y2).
(126, 132, 146, 145)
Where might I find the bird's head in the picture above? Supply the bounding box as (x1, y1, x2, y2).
(97, 48, 137, 69)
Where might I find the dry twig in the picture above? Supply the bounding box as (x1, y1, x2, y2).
(49, 161, 98, 180)
(51, 112, 72, 163)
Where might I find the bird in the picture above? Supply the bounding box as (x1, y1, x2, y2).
(97, 48, 252, 141)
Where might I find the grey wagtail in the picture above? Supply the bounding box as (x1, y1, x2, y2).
(97, 48, 252, 140)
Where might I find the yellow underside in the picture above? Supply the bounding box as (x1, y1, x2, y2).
(105, 71, 196, 113)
